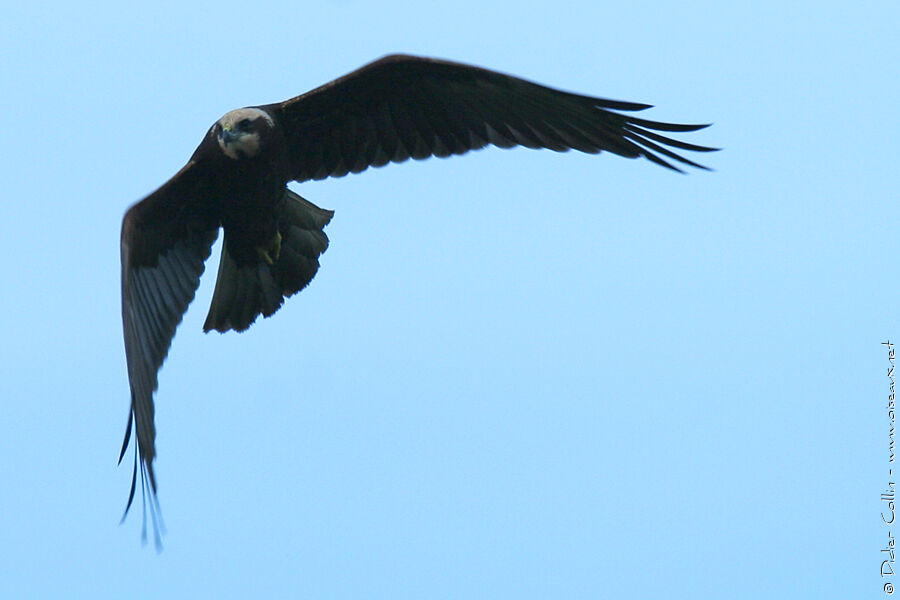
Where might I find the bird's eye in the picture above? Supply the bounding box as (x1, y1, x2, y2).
(238, 118, 252, 130)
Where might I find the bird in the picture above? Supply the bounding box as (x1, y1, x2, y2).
(118, 53, 716, 545)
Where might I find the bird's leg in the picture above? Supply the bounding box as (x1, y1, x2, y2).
(255, 230, 282, 265)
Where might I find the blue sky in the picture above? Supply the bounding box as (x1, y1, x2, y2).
(1, 1, 896, 598)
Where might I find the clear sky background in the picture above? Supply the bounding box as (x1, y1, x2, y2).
(1, 1, 896, 598)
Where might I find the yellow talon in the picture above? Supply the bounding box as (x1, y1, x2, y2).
(256, 230, 282, 265)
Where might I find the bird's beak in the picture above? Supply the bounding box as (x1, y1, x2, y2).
(221, 128, 237, 146)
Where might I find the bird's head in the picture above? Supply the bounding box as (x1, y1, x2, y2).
(215, 107, 274, 160)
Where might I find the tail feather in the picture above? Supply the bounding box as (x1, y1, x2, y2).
(282, 190, 335, 230)
(276, 226, 329, 294)
(203, 190, 333, 333)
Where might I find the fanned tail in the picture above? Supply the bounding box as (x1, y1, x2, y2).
(203, 190, 333, 333)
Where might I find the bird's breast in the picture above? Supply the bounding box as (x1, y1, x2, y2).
(211, 157, 289, 262)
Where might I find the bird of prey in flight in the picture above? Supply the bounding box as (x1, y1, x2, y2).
(119, 54, 716, 545)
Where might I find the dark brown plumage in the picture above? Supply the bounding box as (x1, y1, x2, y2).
(119, 54, 716, 545)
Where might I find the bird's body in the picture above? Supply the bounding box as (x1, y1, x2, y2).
(119, 54, 716, 545)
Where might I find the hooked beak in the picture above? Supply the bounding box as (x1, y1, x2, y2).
(220, 127, 238, 146)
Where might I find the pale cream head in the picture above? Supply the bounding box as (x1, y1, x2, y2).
(216, 108, 274, 160)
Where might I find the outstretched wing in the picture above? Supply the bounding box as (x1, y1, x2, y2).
(119, 159, 219, 544)
(265, 54, 716, 182)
